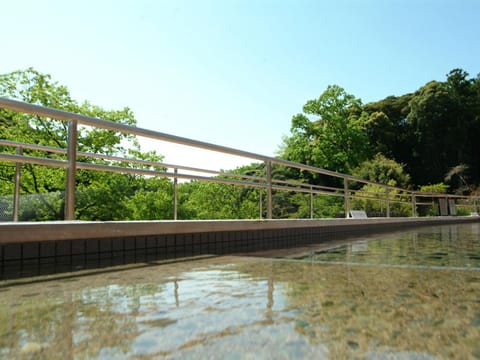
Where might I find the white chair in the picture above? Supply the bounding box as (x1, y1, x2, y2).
(349, 210, 368, 219)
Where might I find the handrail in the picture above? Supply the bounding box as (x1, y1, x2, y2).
(1, 96, 478, 221)
(0, 97, 412, 192)
(0, 139, 264, 180)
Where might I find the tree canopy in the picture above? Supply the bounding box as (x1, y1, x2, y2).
(0, 68, 167, 221)
(282, 69, 480, 192)
(280, 85, 371, 176)
(1, 67, 479, 221)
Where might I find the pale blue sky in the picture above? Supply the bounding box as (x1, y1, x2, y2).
(2, 0, 479, 170)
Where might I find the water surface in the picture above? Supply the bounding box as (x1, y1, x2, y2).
(295, 223, 480, 269)
(1, 223, 480, 359)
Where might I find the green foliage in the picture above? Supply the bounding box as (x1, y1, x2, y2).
(352, 154, 411, 188)
(295, 193, 344, 219)
(407, 70, 480, 186)
(0, 68, 167, 221)
(280, 85, 371, 176)
(125, 177, 174, 220)
(75, 172, 134, 220)
(362, 94, 414, 162)
(2, 67, 479, 221)
(314, 195, 344, 218)
(180, 181, 259, 219)
(18, 191, 65, 221)
(456, 207, 471, 216)
(417, 183, 449, 216)
(351, 184, 412, 217)
(419, 183, 449, 194)
(270, 191, 299, 218)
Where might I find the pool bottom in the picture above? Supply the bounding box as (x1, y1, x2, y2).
(1, 253, 479, 359)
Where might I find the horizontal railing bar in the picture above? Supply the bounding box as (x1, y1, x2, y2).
(264, 178, 346, 195)
(78, 161, 348, 195)
(1, 149, 475, 203)
(271, 178, 341, 192)
(0, 139, 66, 154)
(77, 162, 267, 188)
(269, 183, 344, 196)
(354, 198, 413, 205)
(1, 97, 478, 210)
(0, 97, 274, 162)
(0, 138, 267, 182)
(0, 153, 68, 168)
(2, 146, 476, 205)
(213, 173, 265, 182)
(350, 191, 412, 200)
(415, 193, 471, 199)
(0, 96, 412, 192)
(0, 151, 340, 194)
(0, 156, 475, 212)
(350, 188, 410, 196)
(0, 135, 406, 197)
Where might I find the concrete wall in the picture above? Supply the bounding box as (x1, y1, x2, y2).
(1, 217, 479, 280)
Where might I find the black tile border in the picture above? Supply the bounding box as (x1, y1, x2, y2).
(1, 217, 479, 280)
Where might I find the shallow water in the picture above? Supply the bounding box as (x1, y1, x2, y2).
(296, 223, 480, 269)
(1, 223, 480, 359)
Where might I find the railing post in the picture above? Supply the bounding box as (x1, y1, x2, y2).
(310, 186, 314, 219)
(386, 187, 390, 218)
(411, 192, 417, 217)
(173, 168, 178, 220)
(266, 160, 272, 219)
(259, 189, 263, 219)
(344, 178, 350, 218)
(13, 147, 22, 222)
(65, 119, 77, 220)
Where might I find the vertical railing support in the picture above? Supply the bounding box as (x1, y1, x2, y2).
(386, 187, 390, 218)
(173, 168, 178, 220)
(259, 188, 263, 219)
(310, 186, 314, 219)
(266, 161, 272, 219)
(411, 192, 417, 217)
(344, 178, 350, 218)
(13, 147, 22, 222)
(65, 120, 77, 220)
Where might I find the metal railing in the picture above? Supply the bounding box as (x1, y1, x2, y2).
(0, 96, 478, 222)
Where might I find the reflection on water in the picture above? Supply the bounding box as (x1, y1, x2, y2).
(1, 224, 480, 359)
(298, 223, 480, 269)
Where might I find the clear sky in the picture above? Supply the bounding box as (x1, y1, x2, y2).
(2, 0, 479, 171)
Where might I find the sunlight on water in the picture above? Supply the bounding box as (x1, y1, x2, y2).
(296, 223, 480, 269)
(1, 224, 480, 359)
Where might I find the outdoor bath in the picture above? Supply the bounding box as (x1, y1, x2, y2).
(1, 222, 480, 359)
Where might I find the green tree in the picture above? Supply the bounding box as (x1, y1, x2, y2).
(125, 177, 174, 220)
(352, 154, 411, 188)
(362, 93, 414, 164)
(407, 69, 480, 185)
(417, 183, 449, 216)
(362, 69, 480, 187)
(0, 68, 166, 221)
(351, 184, 412, 217)
(419, 183, 449, 194)
(180, 181, 259, 220)
(280, 85, 371, 177)
(350, 155, 412, 217)
(292, 192, 344, 219)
